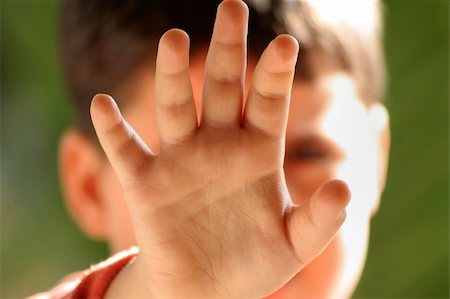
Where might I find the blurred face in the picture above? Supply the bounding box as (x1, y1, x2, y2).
(93, 54, 388, 298)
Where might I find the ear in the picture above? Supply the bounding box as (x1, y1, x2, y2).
(368, 103, 390, 215)
(58, 128, 107, 240)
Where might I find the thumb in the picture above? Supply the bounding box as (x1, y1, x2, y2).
(286, 179, 351, 266)
(90, 94, 153, 182)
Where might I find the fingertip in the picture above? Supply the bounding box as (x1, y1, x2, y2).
(264, 35, 299, 73)
(91, 93, 115, 116)
(274, 35, 299, 58)
(157, 29, 190, 74)
(215, 0, 249, 43)
(320, 179, 351, 209)
(159, 28, 190, 52)
(90, 94, 121, 127)
(219, 0, 249, 18)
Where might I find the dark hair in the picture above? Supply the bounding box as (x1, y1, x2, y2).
(60, 0, 385, 137)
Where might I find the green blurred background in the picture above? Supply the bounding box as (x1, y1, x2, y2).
(1, 0, 448, 298)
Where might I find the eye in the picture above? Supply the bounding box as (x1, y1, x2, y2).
(286, 146, 329, 162)
(285, 135, 346, 165)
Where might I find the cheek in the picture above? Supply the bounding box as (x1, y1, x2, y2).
(333, 129, 380, 220)
(99, 166, 137, 252)
(322, 99, 381, 218)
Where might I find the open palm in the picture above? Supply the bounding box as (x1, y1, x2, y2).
(91, 1, 350, 298)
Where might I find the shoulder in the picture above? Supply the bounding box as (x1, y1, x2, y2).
(28, 247, 139, 299)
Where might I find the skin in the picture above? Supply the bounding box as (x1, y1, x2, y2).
(59, 0, 390, 298)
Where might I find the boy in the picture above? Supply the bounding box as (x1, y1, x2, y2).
(35, 0, 390, 298)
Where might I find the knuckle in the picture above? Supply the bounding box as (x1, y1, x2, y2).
(253, 87, 288, 102)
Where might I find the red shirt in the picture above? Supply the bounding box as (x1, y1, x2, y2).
(29, 247, 139, 299)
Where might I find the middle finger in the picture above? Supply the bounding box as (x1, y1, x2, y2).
(202, 0, 248, 128)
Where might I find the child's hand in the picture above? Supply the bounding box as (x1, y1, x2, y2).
(91, 0, 350, 298)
